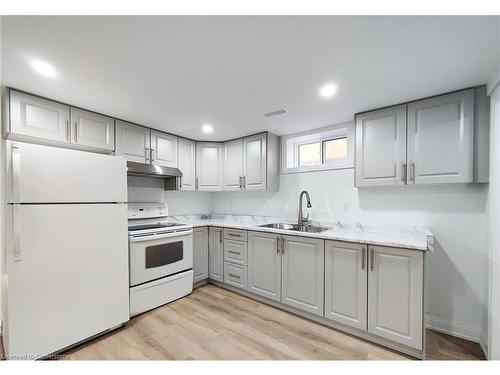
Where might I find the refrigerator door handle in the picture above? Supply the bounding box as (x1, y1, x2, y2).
(12, 144, 21, 203)
(12, 205, 22, 262)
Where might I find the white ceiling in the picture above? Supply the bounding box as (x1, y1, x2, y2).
(2, 16, 500, 141)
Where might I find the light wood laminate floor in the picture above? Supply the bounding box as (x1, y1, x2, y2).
(56, 284, 485, 360)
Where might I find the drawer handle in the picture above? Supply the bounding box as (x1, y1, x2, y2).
(228, 233, 241, 237)
(228, 273, 241, 279)
(228, 250, 240, 255)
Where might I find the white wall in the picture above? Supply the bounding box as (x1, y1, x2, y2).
(210, 168, 489, 342)
(488, 71, 500, 359)
(127, 176, 212, 215)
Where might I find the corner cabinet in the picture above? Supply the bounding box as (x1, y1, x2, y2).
(355, 87, 488, 187)
(367, 245, 423, 350)
(178, 138, 196, 191)
(196, 142, 223, 191)
(193, 227, 209, 283)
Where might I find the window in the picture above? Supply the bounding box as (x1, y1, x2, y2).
(282, 122, 354, 174)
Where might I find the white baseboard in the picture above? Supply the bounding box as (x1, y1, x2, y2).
(427, 313, 481, 343)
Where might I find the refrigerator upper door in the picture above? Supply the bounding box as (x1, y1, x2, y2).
(6, 141, 127, 203)
(4, 204, 129, 359)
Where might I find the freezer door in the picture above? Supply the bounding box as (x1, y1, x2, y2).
(4, 204, 129, 359)
(6, 141, 127, 203)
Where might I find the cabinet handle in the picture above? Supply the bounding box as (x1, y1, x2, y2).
(73, 121, 78, 142)
(410, 162, 415, 183)
(228, 273, 241, 279)
(239, 176, 243, 190)
(362, 246, 366, 270)
(179, 176, 182, 189)
(145, 147, 150, 163)
(276, 237, 280, 254)
(150, 148, 154, 162)
(66, 120, 70, 141)
(228, 250, 240, 255)
(243, 176, 246, 189)
(281, 238, 286, 255)
(370, 248, 374, 271)
(195, 177, 199, 190)
(228, 233, 241, 237)
(401, 162, 407, 183)
(219, 230, 222, 244)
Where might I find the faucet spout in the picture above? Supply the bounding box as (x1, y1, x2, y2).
(298, 190, 312, 226)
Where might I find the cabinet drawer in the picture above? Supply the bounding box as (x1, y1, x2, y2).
(224, 239, 248, 265)
(224, 228, 248, 241)
(224, 262, 247, 290)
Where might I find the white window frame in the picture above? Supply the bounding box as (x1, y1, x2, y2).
(281, 121, 354, 174)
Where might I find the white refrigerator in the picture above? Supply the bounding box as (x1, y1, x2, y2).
(2, 141, 130, 359)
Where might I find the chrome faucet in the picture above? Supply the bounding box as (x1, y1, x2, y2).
(298, 190, 312, 226)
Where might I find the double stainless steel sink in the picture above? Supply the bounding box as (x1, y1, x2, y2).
(259, 223, 331, 233)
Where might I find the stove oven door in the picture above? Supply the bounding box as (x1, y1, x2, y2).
(129, 230, 193, 286)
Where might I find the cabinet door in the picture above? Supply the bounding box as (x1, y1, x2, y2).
(193, 227, 209, 283)
(407, 89, 474, 184)
(9, 90, 70, 143)
(196, 142, 223, 191)
(281, 235, 324, 316)
(242, 133, 267, 190)
(178, 138, 196, 191)
(247, 232, 281, 302)
(208, 227, 224, 282)
(355, 105, 407, 187)
(368, 245, 423, 350)
(115, 120, 151, 163)
(70, 108, 115, 150)
(223, 139, 243, 191)
(151, 130, 178, 168)
(325, 241, 367, 330)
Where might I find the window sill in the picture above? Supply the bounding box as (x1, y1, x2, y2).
(282, 163, 354, 174)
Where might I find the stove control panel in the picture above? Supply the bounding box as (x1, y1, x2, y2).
(127, 203, 168, 219)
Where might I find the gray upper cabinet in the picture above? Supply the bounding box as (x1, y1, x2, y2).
(325, 240, 368, 330)
(407, 89, 474, 184)
(242, 133, 267, 190)
(115, 120, 151, 163)
(9, 90, 71, 143)
(223, 138, 243, 191)
(356, 87, 487, 187)
(193, 227, 209, 283)
(151, 130, 178, 168)
(178, 138, 196, 191)
(196, 142, 223, 191)
(70, 108, 115, 151)
(247, 231, 281, 302)
(281, 235, 324, 316)
(367, 245, 423, 350)
(355, 105, 407, 187)
(208, 227, 224, 282)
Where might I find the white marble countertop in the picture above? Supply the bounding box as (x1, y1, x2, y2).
(168, 214, 434, 251)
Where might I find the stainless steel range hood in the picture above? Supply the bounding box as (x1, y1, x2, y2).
(127, 161, 182, 191)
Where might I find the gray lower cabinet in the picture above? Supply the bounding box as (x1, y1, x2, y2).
(367, 245, 424, 350)
(281, 235, 325, 316)
(247, 231, 281, 302)
(208, 227, 224, 282)
(224, 262, 247, 289)
(193, 227, 209, 283)
(325, 240, 368, 330)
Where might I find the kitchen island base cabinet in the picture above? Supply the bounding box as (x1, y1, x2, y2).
(247, 232, 281, 302)
(325, 241, 368, 330)
(193, 227, 209, 283)
(208, 227, 224, 282)
(281, 235, 324, 316)
(368, 245, 423, 350)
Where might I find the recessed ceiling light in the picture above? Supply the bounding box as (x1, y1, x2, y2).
(202, 124, 214, 133)
(319, 84, 337, 98)
(31, 60, 57, 77)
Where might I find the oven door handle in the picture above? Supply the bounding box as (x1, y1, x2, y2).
(130, 229, 193, 243)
